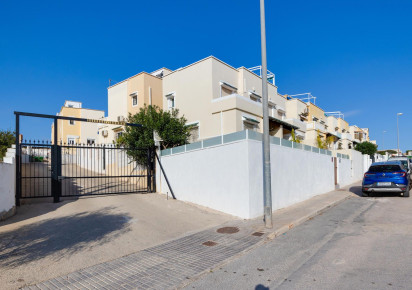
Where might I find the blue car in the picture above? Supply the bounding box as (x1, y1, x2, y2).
(362, 161, 411, 197)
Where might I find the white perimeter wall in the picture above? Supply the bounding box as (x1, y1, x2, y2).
(247, 140, 335, 218)
(0, 162, 16, 220)
(158, 141, 251, 218)
(158, 138, 364, 219)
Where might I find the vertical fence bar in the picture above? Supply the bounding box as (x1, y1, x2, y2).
(52, 118, 60, 203)
(15, 114, 21, 206)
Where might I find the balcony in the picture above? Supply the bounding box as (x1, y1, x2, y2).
(341, 133, 353, 141)
(306, 121, 326, 133)
(326, 128, 342, 139)
(284, 118, 306, 132)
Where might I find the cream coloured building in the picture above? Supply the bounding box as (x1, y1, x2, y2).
(303, 103, 329, 147)
(51, 101, 104, 145)
(350, 125, 370, 145)
(98, 68, 171, 143)
(162, 56, 299, 142)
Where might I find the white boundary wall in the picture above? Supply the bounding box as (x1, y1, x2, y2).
(158, 136, 367, 219)
(248, 140, 335, 218)
(0, 162, 16, 220)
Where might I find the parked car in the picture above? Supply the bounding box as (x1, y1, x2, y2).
(362, 161, 410, 197)
(388, 156, 411, 172)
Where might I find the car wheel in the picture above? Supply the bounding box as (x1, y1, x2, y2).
(404, 190, 410, 198)
(362, 191, 369, 197)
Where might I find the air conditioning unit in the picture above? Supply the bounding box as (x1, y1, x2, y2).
(117, 116, 125, 122)
(102, 130, 108, 137)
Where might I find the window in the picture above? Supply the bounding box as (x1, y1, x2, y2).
(188, 125, 199, 143)
(249, 91, 262, 103)
(131, 93, 138, 107)
(219, 81, 237, 98)
(268, 105, 276, 117)
(87, 139, 95, 145)
(116, 132, 123, 140)
(243, 117, 259, 131)
(69, 119, 75, 125)
(243, 121, 257, 131)
(67, 138, 75, 145)
(166, 93, 175, 110)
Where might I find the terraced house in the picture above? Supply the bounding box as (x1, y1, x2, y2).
(162, 56, 299, 142)
(84, 56, 374, 150)
(97, 68, 171, 144)
(51, 101, 104, 145)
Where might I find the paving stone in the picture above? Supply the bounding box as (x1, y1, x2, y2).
(23, 220, 267, 289)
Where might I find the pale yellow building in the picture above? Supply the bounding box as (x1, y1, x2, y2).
(303, 103, 328, 147)
(51, 101, 104, 145)
(284, 98, 308, 141)
(162, 56, 298, 142)
(350, 125, 370, 145)
(98, 68, 170, 143)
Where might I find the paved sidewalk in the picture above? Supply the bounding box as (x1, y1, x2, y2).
(25, 185, 358, 289)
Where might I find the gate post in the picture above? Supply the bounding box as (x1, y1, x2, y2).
(147, 148, 152, 193)
(15, 113, 21, 206)
(52, 118, 61, 203)
(152, 148, 156, 193)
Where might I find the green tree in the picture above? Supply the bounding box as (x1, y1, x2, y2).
(119, 105, 190, 165)
(355, 141, 377, 157)
(0, 130, 15, 161)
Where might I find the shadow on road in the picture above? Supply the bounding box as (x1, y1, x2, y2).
(0, 207, 131, 268)
(349, 186, 363, 197)
(349, 185, 406, 198)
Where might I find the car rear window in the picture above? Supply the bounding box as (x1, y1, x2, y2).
(369, 165, 402, 172)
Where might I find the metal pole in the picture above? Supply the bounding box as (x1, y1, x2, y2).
(15, 114, 20, 206)
(154, 151, 176, 199)
(260, 0, 273, 228)
(397, 114, 401, 156)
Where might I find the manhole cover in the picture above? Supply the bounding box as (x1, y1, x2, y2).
(202, 241, 217, 247)
(217, 227, 239, 234)
(252, 232, 264, 237)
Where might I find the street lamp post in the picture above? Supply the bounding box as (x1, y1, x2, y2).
(260, 0, 272, 228)
(397, 113, 403, 156)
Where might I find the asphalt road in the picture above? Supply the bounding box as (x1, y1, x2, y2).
(184, 192, 412, 289)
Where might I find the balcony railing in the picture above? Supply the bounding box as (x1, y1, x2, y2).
(284, 118, 306, 132)
(341, 133, 352, 141)
(306, 121, 326, 132)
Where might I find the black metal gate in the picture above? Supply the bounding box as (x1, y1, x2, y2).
(15, 112, 154, 205)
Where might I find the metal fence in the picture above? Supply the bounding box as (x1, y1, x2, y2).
(18, 140, 153, 200)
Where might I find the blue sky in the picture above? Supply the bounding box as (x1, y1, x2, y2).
(0, 0, 411, 150)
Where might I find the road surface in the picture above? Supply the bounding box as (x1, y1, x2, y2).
(185, 191, 412, 289)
